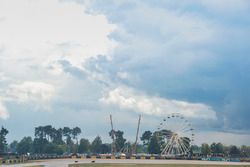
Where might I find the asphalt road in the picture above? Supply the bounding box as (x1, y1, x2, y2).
(2, 159, 250, 167)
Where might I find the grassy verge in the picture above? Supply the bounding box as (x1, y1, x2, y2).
(68, 164, 250, 167)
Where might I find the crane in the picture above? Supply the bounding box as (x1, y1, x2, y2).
(132, 115, 141, 155)
(110, 114, 116, 155)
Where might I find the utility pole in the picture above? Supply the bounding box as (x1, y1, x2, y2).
(132, 115, 141, 155)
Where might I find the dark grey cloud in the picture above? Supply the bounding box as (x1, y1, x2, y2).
(81, 0, 250, 132)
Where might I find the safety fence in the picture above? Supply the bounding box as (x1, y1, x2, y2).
(0, 157, 28, 165)
(2, 154, 248, 165)
(27, 154, 198, 160)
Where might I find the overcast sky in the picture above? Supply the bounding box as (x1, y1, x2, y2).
(0, 0, 250, 146)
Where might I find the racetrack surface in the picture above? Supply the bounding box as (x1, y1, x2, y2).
(2, 159, 250, 167)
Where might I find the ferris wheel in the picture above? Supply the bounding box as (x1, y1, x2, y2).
(157, 113, 194, 156)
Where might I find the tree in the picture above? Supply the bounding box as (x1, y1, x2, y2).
(34, 126, 50, 153)
(78, 138, 90, 154)
(35, 126, 45, 139)
(148, 134, 160, 154)
(43, 143, 66, 154)
(223, 145, 230, 157)
(215, 143, 224, 154)
(229, 145, 240, 157)
(17, 137, 33, 154)
(191, 145, 201, 156)
(240, 145, 250, 158)
(63, 127, 73, 153)
(114, 130, 126, 151)
(0, 126, 9, 153)
(140, 131, 152, 145)
(72, 127, 81, 142)
(33, 138, 49, 154)
(63, 127, 72, 144)
(210, 142, 217, 155)
(136, 144, 146, 153)
(72, 127, 81, 153)
(91, 136, 102, 154)
(43, 125, 53, 141)
(52, 128, 64, 145)
(210, 142, 224, 155)
(100, 144, 110, 154)
(201, 143, 211, 157)
(9, 140, 18, 153)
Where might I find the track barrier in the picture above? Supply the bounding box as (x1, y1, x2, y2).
(2, 154, 248, 165)
(101, 156, 106, 159)
(120, 156, 126, 159)
(0, 157, 27, 165)
(91, 156, 96, 160)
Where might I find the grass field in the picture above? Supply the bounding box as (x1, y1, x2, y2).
(24, 166, 45, 167)
(68, 164, 250, 167)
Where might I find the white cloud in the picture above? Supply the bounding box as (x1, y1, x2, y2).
(100, 86, 217, 120)
(0, 100, 9, 119)
(117, 71, 129, 80)
(5, 81, 55, 103)
(0, 0, 116, 73)
(0, 72, 9, 81)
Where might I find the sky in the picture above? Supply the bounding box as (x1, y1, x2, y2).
(0, 0, 250, 146)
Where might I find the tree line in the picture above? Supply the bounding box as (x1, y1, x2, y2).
(0, 125, 127, 155)
(197, 143, 250, 158)
(1, 126, 250, 158)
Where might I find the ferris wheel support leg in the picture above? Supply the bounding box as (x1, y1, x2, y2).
(161, 141, 171, 155)
(176, 140, 183, 155)
(177, 139, 186, 155)
(179, 139, 189, 155)
(167, 140, 175, 155)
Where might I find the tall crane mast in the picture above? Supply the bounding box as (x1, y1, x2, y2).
(132, 115, 141, 155)
(110, 114, 116, 155)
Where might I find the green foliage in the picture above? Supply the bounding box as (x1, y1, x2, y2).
(33, 125, 82, 154)
(17, 136, 33, 154)
(191, 145, 201, 154)
(9, 140, 18, 153)
(109, 129, 127, 152)
(43, 143, 67, 154)
(140, 131, 152, 145)
(33, 138, 49, 153)
(52, 128, 64, 145)
(72, 127, 81, 140)
(114, 130, 126, 151)
(78, 138, 90, 153)
(209, 142, 224, 155)
(91, 136, 102, 154)
(201, 143, 211, 156)
(148, 134, 161, 154)
(210, 143, 216, 154)
(240, 145, 250, 157)
(229, 145, 240, 157)
(63, 127, 72, 144)
(100, 144, 111, 154)
(215, 143, 224, 154)
(0, 126, 8, 153)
